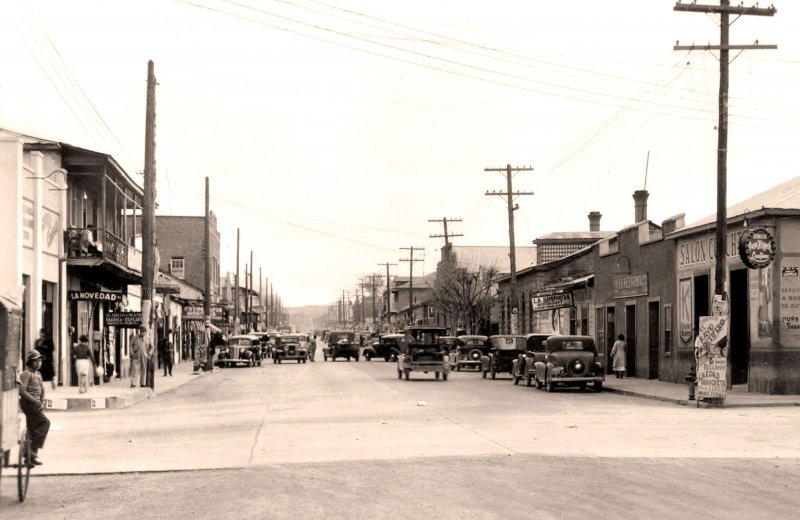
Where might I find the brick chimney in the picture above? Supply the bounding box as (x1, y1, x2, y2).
(633, 190, 649, 223)
(588, 211, 602, 232)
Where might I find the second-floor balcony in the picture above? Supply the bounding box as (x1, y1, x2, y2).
(66, 227, 142, 282)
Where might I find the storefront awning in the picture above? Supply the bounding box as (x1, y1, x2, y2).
(551, 274, 594, 289)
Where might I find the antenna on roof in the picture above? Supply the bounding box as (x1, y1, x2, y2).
(643, 151, 650, 190)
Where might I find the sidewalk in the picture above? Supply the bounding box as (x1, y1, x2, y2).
(44, 359, 214, 412)
(603, 376, 800, 408)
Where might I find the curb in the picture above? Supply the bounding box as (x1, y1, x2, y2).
(44, 370, 213, 412)
(604, 386, 800, 408)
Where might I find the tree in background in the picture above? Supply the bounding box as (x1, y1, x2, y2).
(431, 261, 497, 335)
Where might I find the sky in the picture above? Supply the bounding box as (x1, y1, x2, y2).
(2, 0, 798, 307)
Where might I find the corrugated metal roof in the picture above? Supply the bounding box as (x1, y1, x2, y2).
(679, 175, 800, 233)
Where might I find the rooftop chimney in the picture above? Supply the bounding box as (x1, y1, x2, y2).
(633, 190, 649, 223)
(588, 211, 602, 232)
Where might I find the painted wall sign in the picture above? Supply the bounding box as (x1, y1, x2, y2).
(678, 278, 693, 344)
(676, 229, 745, 269)
(614, 272, 649, 298)
(41, 207, 60, 255)
(738, 227, 776, 269)
(68, 290, 124, 302)
(531, 291, 573, 312)
(780, 259, 800, 348)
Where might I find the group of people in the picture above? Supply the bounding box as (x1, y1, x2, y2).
(130, 325, 175, 387)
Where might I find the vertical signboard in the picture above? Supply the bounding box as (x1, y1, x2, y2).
(780, 259, 800, 347)
(678, 278, 693, 345)
(694, 315, 729, 400)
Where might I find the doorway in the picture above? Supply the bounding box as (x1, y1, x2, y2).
(647, 301, 659, 379)
(730, 269, 749, 386)
(625, 304, 637, 377)
(606, 307, 615, 374)
(693, 274, 709, 339)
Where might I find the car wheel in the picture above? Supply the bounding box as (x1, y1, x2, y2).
(355, 356, 359, 362)
(594, 381, 603, 392)
(435, 372, 440, 380)
(457, 365, 461, 372)
(525, 374, 532, 387)
(278, 358, 282, 364)
(482, 370, 486, 379)
(579, 382, 587, 391)
(365, 353, 372, 361)
(384, 355, 391, 362)
(546, 372, 555, 392)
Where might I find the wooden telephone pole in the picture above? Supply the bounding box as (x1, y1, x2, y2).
(142, 59, 157, 384)
(377, 262, 397, 325)
(428, 217, 463, 248)
(485, 164, 534, 334)
(203, 177, 211, 370)
(399, 247, 424, 325)
(674, 0, 776, 298)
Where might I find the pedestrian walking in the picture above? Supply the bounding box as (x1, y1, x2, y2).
(130, 325, 148, 387)
(610, 334, 627, 379)
(308, 335, 316, 362)
(34, 328, 56, 390)
(160, 335, 174, 376)
(18, 350, 50, 465)
(72, 335, 94, 393)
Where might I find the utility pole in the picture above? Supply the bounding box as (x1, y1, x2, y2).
(259, 268, 263, 332)
(371, 274, 378, 326)
(244, 263, 249, 333)
(359, 282, 368, 325)
(234, 229, 240, 334)
(142, 60, 157, 380)
(249, 251, 253, 332)
(400, 247, 424, 325)
(377, 263, 397, 320)
(203, 177, 211, 370)
(674, 1, 776, 299)
(428, 217, 463, 249)
(485, 164, 534, 334)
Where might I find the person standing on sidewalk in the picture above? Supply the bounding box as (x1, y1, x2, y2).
(160, 334, 174, 376)
(18, 350, 50, 465)
(35, 328, 56, 390)
(307, 335, 316, 362)
(72, 335, 95, 393)
(610, 334, 627, 379)
(130, 325, 148, 388)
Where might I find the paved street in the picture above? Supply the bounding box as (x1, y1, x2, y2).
(3, 357, 800, 518)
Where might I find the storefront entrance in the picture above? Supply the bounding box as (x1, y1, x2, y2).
(606, 307, 615, 374)
(647, 301, 659, 379)
(730, 269, 750, 386)
(625, 304, 637, 377)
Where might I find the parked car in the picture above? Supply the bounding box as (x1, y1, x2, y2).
(533, 335, 604, 392)
(323, 330, 359, 361)
(250, 332, 272, 359)
(217, 334, 259, 367)
(273, 334, 309, 363)
(441, 336, 458, 368)
(396, 326, 449, 381)
(482, 335, 526, 380)
(451, 335, 489, 371)
(512, 333, 550, 386)
(362, 333, 404, 361)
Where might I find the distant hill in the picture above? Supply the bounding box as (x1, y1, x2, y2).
(285, 305, 330, 332)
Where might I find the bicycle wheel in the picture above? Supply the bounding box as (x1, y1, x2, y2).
(17, 429, 31, 502)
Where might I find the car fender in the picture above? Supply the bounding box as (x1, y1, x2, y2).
(480, 355, 491, 371)
(511, 358, 519, 375)
(533, 361, 546, 379)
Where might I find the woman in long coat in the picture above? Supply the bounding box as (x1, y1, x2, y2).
(610, 334, 627, 379)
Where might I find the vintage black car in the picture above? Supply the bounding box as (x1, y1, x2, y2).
(217, 334, 259, 367)
(482, 335, 526, 380)
(450, 335, 489, 371)
(533, 335, 604, 392)
(323, 330, 359, 361)
(273, 334, 309, 363)
(363, 333, 403, 361)
(512, 333, 550, 386)
(396, 326, 449, 381)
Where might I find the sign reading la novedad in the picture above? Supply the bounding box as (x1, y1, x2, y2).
(68, 290, 124, 302)
(694, 315, 729, 399)
(531, 291, 573, 312)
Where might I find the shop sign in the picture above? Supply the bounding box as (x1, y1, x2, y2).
(679, 279, 693, 344)
(780, 261, 800, 347)
(106, 311, 142, 327)
(738, 227, 776, 269)
(183, 306, 205, 320)
(531, 290, 573, 312)
(68, 290, 124, 302)
(677, 229, 745, 269)
(614, 273, 648, 298)
(694, 315, 729, 400)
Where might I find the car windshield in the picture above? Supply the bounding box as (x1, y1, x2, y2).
(526, 336, 548, 352)
(280, 335, 302, 343)
(549, 339, 593, 352)
(330, 332, 355, 342)
(494, 337, 524, 350)
(407, 330, 443, 345)
(228, 338, 252, 346)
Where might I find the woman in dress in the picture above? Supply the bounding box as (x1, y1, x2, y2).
(73, 335, 94, 393)
(610, 334, 627, 379)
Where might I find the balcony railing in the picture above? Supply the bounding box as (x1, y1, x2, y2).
(65, 228, 142, 274)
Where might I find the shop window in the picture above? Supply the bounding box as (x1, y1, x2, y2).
(664, 304, 673, 355)
(170, 257, 185, 278)
(569, 307, 577, 335)
(581, 305, 588, 335)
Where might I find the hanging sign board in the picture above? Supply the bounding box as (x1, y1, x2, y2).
(531, 291, 573, 312)
(694, 315, 729, 400)
(68, 290, 124, 302)
(106, 312, 143, 328)
(739, 227, 776, 269)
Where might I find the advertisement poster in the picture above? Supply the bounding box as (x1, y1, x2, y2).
(694, 315, 729, 399)
(679, 278, 693, 344)
(780, 260, 800, 347)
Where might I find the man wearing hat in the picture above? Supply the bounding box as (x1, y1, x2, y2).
(130, 325, 151, 388)
(18, 350, 50, 465)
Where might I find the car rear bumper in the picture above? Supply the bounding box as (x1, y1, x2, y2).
(550, 375, 604, 383)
